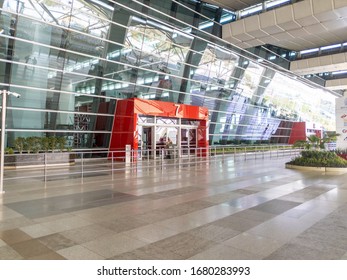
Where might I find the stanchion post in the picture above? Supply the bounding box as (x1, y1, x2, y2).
(111, 151, 114, 180)
(44, 153, 47, 185)
(81, 152, 84, 183)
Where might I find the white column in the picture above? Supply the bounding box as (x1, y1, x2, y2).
(0, 90, 7, 194)
(336, 96, 347, 149)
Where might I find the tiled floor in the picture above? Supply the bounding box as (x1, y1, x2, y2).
(1, 155, 347, 260)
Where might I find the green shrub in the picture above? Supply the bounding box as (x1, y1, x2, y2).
(57, 137, 66, 152)
(14, 137, 25, 153)
(11, 136, 68, 153)
(301, 150, 337, 160)
(25, 136, 41, 153)
(5, 147, 14, 154)
(288, 150, 347, 167)
(49, 136, 57, 151)
(41, 137, 50, 152)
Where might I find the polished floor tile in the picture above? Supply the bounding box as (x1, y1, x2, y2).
(110, 244, 183, 260)
(57, 245, 103, 260)
(1, 155, 347, 260)
(82, 233, 148, 258)
(37, 233, 76, 251)
(150, 232, 217, 259)
(223, 232, 284, 258)
(125, 224, 180, 243)
(60, 224, 115, 244)
(189, 243, 262, 260)
(185, 224, 240, 242)
(0, 229, 32, 245)
(0, 245, 23, 260)
(250, 199, 301, 215)
(10, 239, 55, 259)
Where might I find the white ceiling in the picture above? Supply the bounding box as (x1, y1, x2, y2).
(219, 0, 347, 90)
(222, 0, 347, 51)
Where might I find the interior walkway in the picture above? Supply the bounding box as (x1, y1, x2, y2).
(1, 155, 347, 260)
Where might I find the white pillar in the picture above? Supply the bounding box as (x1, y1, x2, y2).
(0, 90, 7, 194)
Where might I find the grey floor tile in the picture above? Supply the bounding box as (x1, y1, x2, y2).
(186, 224, 241, 242)
(189, 243, 262, 260)
(0, 229, 32, 245)
(61, 224, 115, 244)
(265, 242, 346, 260)
(151, 232, 217, 259)
(82, 233, 148, 258)
(211, 215, 263, 232)
(250, 199, 301, 215)
(0, 245, 24, 260)
(110, 244, 183, 260)
(37, 233, 76, 251)
(223, 232, 284, 258)
(227, 209, 276, 222)
(97, 216, 149, 233)
(2, 156, 347, 260)
(10, 239, 54, 259)
(57, 245, 104, 260)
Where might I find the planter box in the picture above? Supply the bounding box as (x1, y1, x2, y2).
(5, 153, 75, 169)
(286, 163, 347, 173)
(285, 164, 325, 172)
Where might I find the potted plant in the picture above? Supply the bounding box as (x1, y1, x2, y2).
(5, 136, 74, 168)
(288, 132, 347, 172)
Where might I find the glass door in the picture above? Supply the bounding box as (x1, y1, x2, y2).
(141, 126, 152, 158)
(181, 128, 197, 156)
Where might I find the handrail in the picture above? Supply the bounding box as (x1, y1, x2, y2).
(3, 145, 301, 188)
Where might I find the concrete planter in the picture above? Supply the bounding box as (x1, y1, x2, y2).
(285, 163, 347, 173)
(5, 153, 75, 169)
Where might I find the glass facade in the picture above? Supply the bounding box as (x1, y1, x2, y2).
(0, 0, 336, 150)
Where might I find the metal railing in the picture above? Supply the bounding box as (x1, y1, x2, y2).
(3, 145, 302, 188)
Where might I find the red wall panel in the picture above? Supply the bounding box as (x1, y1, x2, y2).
(109, 98, 209, 159)
(288, 122, 306, 144)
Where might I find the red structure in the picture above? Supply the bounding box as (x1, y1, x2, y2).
(288, 122, 323, 144)
(109, 98, 209, 158)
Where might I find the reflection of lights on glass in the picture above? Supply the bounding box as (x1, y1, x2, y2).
(90, 0, 113, 11)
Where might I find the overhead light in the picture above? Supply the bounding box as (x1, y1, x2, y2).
(300, 48, 319, 55)
(266, 0, 291, 9)
(220, 15, 235, 24)
(332, 70, 347, 75)
(240, 5, 262, 17)
(320, 44, 341, 51)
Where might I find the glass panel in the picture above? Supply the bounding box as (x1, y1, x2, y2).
(0, 0, 337, 149)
